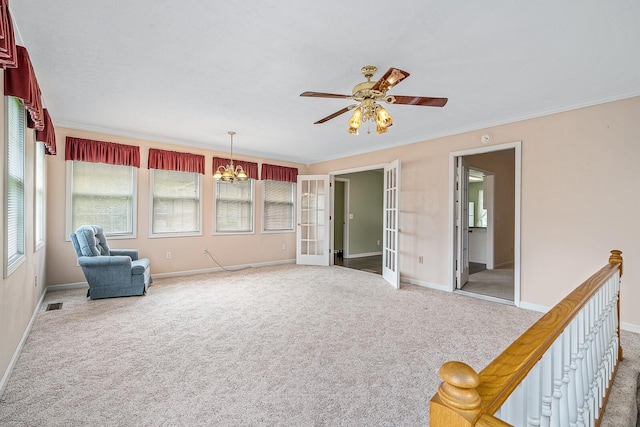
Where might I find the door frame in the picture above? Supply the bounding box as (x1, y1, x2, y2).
(333, 178, 350, 262)
(448, 141, 522, 306)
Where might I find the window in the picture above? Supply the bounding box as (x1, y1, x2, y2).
(68, 161, 136, 236)
(263, 180, 295, 232)
(214, 180, 254, 233)
(34, 142, 45, 248)
(5, 96, 25, 276)
(151, 169, 201, 236)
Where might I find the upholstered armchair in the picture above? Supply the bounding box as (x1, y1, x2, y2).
(69, 225, 152, 299)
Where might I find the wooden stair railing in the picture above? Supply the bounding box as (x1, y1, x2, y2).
(431, 250, 623, 427)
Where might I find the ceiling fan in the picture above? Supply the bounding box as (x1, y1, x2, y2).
(300, 65, 448, 134)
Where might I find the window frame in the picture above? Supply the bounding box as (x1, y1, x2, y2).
(213, 179, 255, 235)
(262, 179, 296, 233)
(4, 96, 26, 277)
(149, 168, 203, 238)
(34, 141, 45, 250)
(65, 160, 137, 240)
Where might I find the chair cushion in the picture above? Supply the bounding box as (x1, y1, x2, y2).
(75, 225, 111, 256)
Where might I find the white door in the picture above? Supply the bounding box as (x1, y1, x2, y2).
(456, 157, 470, 288)
(383, 159, 401, 289)
(296, 175, 331, 266)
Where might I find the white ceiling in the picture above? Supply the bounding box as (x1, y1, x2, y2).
(10, 1, 640, 165)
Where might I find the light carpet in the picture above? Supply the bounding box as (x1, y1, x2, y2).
(0, 264, 637, 426)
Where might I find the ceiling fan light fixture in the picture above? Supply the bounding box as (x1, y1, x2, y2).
(301, 65, 448, 135)
(376, 122, 389, 135)
(376, 105, 393, 128)
(348, 107, 362, 130)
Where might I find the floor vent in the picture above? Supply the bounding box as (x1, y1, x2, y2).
(46, 302, 63, 311)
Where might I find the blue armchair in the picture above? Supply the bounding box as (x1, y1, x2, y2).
(69, 225, 152, 299)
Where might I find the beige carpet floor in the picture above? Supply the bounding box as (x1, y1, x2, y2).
(0, 264, 637, 426)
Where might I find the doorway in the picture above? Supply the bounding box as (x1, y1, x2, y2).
(332, 171, 383, 276)
(296, 160, 400, 289)
(450, 141, 521, 305)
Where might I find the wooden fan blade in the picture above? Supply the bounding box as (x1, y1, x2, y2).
(391, 96, 448, 107)
(371, 68, 410, 92)
(314, 105, 357, 124)
(300, 91, 350, 99)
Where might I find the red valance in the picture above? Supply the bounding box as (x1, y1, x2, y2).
(0, 0, 17, 69)
(212, 157, 258, 180)
(148, 148, 205, 174)
(65, 137, 140, 167)
(34, 109, 57, 155)
(261, 163, 298, 182)
(4, 45, 44, 130)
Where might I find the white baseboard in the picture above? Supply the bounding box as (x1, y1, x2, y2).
(401, 277, 449, 292)
(621, 322, 640, 334)
(0, 289, 47, 397)
(127, 259, 296, 280)
(46, 282, 88, 292)
(346, 251, 382, 259)
(519, 301, 550, 314)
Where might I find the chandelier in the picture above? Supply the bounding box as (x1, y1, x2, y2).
(213, 131, 248, 182)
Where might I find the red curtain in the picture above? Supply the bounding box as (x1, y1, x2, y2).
(212, 157, 258, 180)
(261, 163, 298, 182)
(65, 137, 140, 167)
(148, 148, 205, 174)
(33, 109, 57, 155)
(4, 45, 44, 130)
(0, 0, 17, 69)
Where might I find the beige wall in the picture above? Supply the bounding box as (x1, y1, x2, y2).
(45, 128, 308, 286)
(309, 96, 640, 329)
(0, 76, 47, 386)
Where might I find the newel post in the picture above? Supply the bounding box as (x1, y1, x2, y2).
(609, 249, 623, 361)
(430, 361, 481, 427)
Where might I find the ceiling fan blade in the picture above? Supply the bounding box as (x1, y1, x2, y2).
(371, 68, 410, 92)
(300, 91, 350, 99)
(314, 105, 357, 124)
(391, 96, 448, 107)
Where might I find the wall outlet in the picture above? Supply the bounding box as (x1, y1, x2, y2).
(34, 275, 38, 287)
(281, 243, 286, 250)
(377, 240, 380, 246)
(166, 251, 172, 259)
(418, 256, 424, 264)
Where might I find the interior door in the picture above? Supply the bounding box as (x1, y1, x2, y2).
(456, 157, 470, 288)
(296, 175, 331, 266)
(383, 159, 401, 289)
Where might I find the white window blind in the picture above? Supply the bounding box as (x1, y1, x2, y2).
(215, 180, 254, 233)
(263, 180, 295, 232)
(35, 142, 45, 247)
(69, 161, 135, 235)
(6, 96, 25, 273)
(151, 169, 200, 235)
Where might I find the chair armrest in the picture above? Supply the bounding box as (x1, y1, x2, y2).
(78, 255, 132, 268)
(109, 249, 139, 260)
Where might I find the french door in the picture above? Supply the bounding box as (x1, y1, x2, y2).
(296, 175, 331, 266)
(382, 159, 400, 289)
